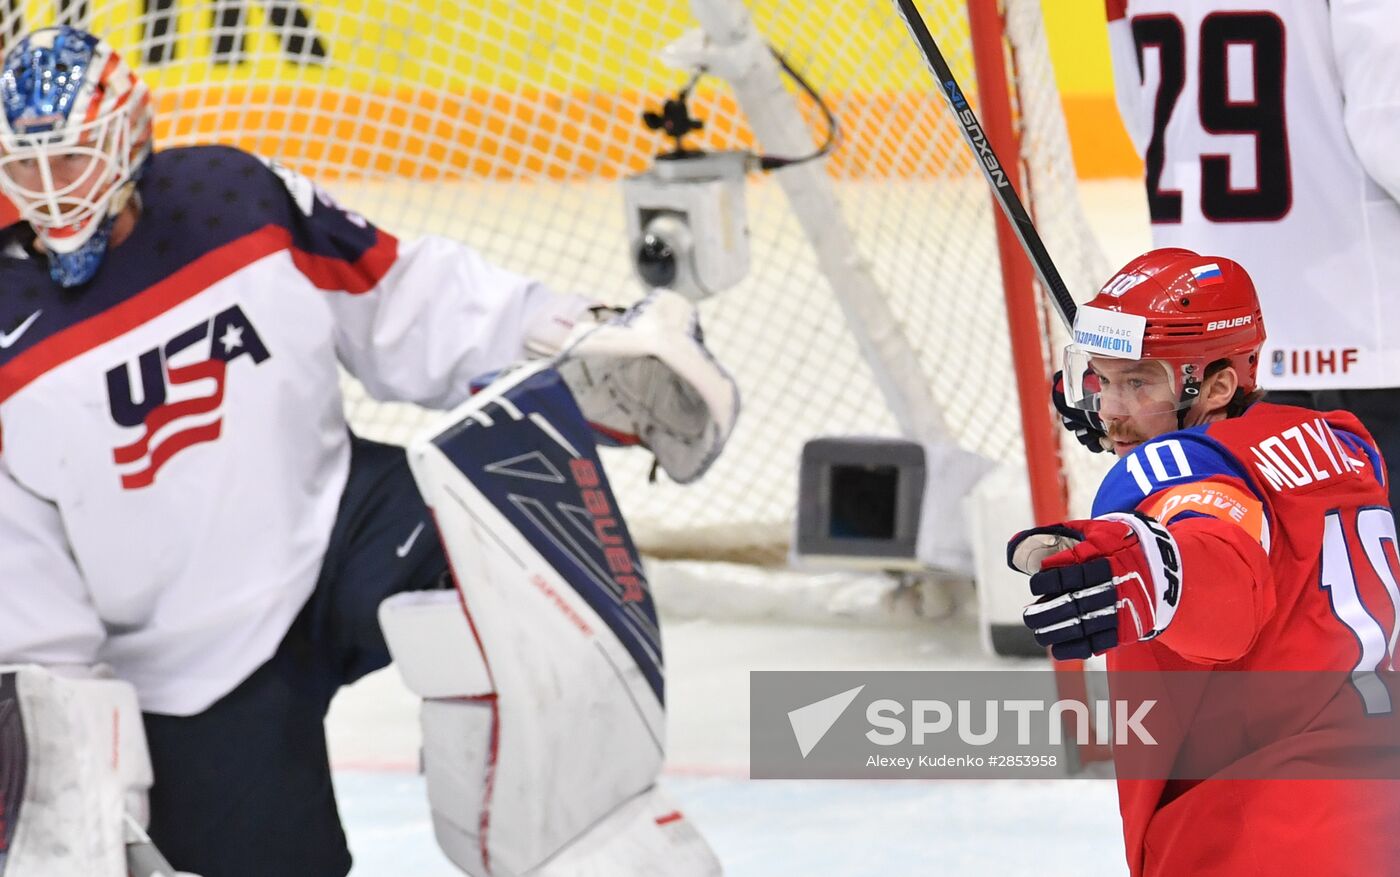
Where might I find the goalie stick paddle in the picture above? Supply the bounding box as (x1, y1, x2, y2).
(892, 0, 1078, 330)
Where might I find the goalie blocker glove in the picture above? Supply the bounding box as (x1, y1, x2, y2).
(1007, 512, 1183, 660)
(1052, 370, 1111, 454)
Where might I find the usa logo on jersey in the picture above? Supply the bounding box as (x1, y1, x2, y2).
(104, 305, 269, 489)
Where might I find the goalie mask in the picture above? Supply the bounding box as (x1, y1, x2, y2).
(0, 26, 153, 286)
(1063, 248, 1266, 417)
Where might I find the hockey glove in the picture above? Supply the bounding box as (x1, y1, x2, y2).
(553, 290, 739, 484)
(1006, 512, 1182, 660)
(1052, 370, 1111, 454)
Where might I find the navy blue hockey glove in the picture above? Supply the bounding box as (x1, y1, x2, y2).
(1006, 512, 1183, 660)
(1052, 370, 1110, 454)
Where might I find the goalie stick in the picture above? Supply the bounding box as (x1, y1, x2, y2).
(891, 0, 1077, 330)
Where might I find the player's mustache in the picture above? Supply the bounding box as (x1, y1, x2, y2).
(1105, 423, 1145, 444)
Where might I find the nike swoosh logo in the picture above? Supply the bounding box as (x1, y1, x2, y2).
(395, 522, 426, 558)
(0, 310, 41, 349)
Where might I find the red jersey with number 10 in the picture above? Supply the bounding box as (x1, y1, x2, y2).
(1091, 401, 1400, 876)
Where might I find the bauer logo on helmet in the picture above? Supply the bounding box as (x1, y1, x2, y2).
(1206, 315, 1253, 333)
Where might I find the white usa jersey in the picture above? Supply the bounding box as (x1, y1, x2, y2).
(0, 145, 588, 714)
(1107, 0, 1400, 389)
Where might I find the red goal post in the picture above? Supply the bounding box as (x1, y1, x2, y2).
(966, 0, 1072, 529)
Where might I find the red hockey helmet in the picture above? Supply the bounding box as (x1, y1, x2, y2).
(1063, 248, 1266, 413)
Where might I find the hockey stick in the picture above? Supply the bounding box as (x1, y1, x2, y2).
(892, 0, 1077, 330)
(893, 4, 1117, 775)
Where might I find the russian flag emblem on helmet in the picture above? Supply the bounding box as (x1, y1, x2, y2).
(1189, 262, 1225, 286)
(0, 26, 154, 286)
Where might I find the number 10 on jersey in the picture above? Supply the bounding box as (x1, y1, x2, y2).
(1321, 507, 1400, 715)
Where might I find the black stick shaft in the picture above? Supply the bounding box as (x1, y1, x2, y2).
(893, 0, 1077, 329)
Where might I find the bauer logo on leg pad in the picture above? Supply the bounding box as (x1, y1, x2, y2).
(425, 364, 664, 704)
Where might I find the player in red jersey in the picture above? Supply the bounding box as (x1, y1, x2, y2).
(1010, 248, 1400, 876)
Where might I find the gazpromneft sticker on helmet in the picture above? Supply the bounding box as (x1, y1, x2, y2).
(1072, 305, 1146, 360)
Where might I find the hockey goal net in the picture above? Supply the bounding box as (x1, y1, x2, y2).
(7, 0, 1109, 564)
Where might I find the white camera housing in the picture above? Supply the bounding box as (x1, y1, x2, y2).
(622, 150, 750, 300)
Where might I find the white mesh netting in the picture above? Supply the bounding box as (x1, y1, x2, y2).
(8, 0, 1110, 562)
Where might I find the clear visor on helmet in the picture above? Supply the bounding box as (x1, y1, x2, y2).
(0, 107, 132, 253)
(1063, 345, 1208, 416)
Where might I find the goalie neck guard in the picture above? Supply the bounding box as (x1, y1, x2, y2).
(0, 26, 154, 286)
(1063, 247, 1267, 414)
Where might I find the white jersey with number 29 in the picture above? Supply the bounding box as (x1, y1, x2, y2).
(1107, 0, 1400, 390)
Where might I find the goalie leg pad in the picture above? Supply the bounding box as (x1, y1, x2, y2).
(0, 665, 152, 877)
(381, 593, 720, 877)
(388, 363, 720, 875)
(528, 786, 718, 877)
(379, 591, 495, 874)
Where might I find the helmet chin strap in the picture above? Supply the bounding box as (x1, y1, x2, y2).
(1175, 363, 1202, 430)
(1175, 406, 1191, 430)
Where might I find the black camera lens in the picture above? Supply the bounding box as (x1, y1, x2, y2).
(829, 464, 899, 540)
(635, 233, 678, 288)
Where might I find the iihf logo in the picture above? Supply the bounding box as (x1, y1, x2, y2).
(105, 305, 269, 489)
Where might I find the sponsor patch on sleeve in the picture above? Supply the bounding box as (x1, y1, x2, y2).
(1143, 478, 1267, 546)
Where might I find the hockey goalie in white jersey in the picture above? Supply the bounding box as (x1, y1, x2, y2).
(0, 25, 732, 877)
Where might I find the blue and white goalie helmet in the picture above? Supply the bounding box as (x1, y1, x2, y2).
(0, 26, 154, 286)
